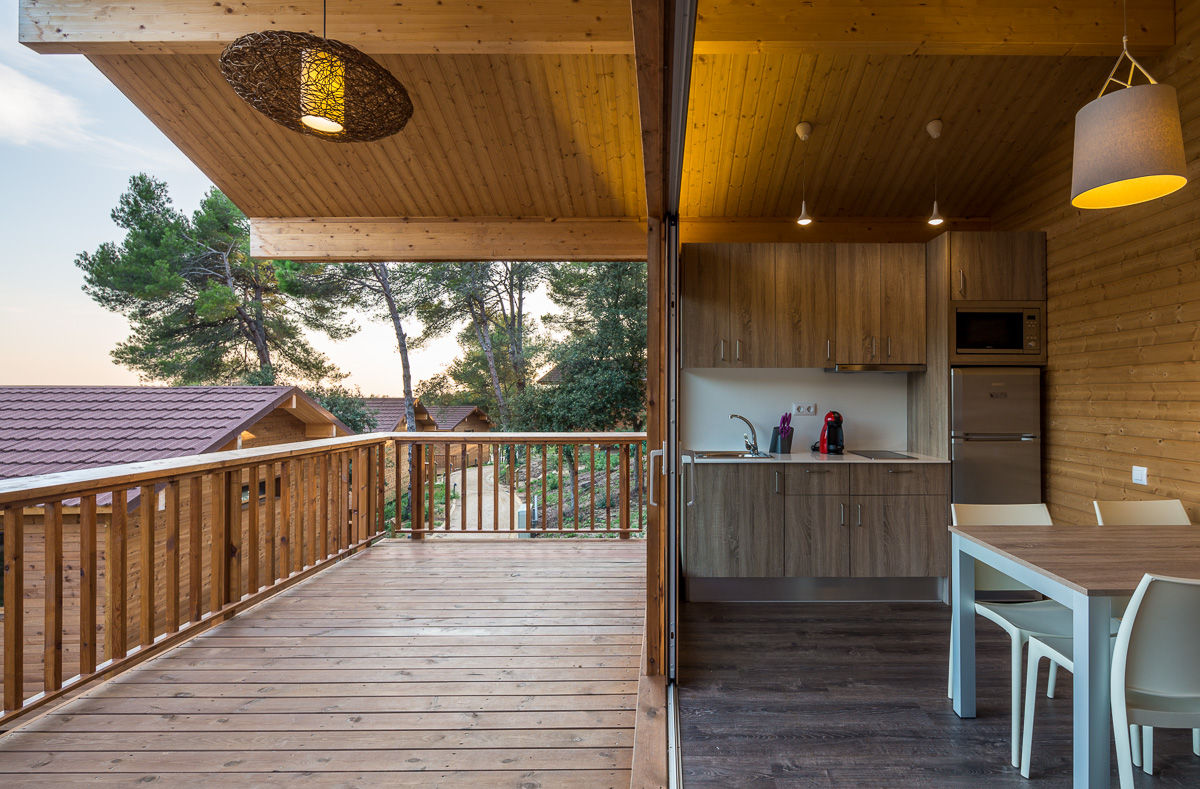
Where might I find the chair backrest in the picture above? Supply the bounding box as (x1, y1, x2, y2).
(1112, 574, 1200, 701)
(951, 503, 1053, 592)
(1094, 499, 1191, 526)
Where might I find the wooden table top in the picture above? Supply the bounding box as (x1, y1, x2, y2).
(949, 523, 1200, 597)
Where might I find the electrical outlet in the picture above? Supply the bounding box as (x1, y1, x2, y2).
(1132, 465, 1148, 485)
(793, 402, 818, 416)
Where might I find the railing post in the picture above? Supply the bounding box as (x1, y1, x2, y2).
(139, 484, 156, 648)
(165, 480, 181, 631)
(188, 478, 203, 622)
(79, 495, 98, 675)
(246, 468, 259, 595)
(411, 443, 425, 540)
(619, 443, 631, 539)
(376, 443, 386, 536)
(107, 490, 127, 661)
(3, 506, 22, 712)
(280, 461, 292, 576)
(225, 470, 241, 604)
(45, 501, 64, 692)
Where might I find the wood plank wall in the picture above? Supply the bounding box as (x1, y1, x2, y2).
(992, 2, 1200, 524)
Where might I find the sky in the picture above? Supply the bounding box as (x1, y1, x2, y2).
(0, 2, 548, 397)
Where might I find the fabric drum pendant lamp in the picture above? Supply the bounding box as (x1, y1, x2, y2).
(1071, 34, 1187, 209)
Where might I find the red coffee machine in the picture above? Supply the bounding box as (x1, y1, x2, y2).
(811, 411, 844, 455)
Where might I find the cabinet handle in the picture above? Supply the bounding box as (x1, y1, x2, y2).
(856, 503, 862, 527)
(887, 336, 892, 358)
(804, 468, 831, 474)
(736, 339, 742, 361)
(840, 502, 845, 526)
(719, 339, 726, 361)
(886, 468, 914, 474)
(872, 336, 877, 358)
(826, 338, 831, 361)
(959, 268, 966, 295)
(774, 470, 780, 494)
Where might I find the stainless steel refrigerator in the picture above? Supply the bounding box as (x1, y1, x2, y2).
(950, 367, 1042, 504)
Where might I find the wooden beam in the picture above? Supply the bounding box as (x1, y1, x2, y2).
(693, 0, 1174, 56)
(249, 218, 649, 262)
(631, 0, 667, 221)
(680, 217, 991, 244)
(18, 0, 634, 55)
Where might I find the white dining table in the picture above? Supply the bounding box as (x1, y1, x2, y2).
(949, 522, 1200, 789)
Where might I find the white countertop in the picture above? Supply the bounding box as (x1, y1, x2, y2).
(686, 449, 948, 464)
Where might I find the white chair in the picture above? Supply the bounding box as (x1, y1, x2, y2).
(948, 503, 1074, 768)
(1112, 574, 1200, 789)
(1094, 497, 1196, 774)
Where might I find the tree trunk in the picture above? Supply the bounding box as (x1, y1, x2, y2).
(374, 263, 419, 525)
(469, 296, 508, 426)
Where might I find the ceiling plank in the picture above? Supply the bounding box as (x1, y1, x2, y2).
(680, 217, 991, 244)
(250, 218, 649, 261)
(693, 0, 1174, 56)
(19, 0, 634, 55)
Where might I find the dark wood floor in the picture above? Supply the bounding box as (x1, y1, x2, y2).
(679, 602, 1200, 787)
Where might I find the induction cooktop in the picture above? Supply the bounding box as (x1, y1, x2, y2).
(851, 450, 916, 460)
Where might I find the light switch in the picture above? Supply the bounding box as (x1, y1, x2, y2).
(1132, 465, 1148, 485)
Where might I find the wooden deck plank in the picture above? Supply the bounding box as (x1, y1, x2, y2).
(0, 540, 646, 784)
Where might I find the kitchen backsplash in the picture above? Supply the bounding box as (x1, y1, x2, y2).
(681, 369, 910, 452)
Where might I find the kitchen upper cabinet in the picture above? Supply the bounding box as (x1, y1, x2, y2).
(730, 244, 777, 367)
(684, 464, 784, 577)
(681, 243, 736, 368)
(850, 495, 949, 577)
(835, 244, 925, 365)
(949, 231, 1046, 301)
(775, 244, 837, 367)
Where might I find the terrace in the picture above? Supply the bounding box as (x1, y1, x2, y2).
(0, 432, 663, 785)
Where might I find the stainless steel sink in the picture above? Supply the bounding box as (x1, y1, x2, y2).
(692, 450, 772, 459)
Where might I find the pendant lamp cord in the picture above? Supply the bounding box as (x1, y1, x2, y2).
(323, 0, 327, 38)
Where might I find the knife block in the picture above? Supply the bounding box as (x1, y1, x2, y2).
(768, 427, 792, 454)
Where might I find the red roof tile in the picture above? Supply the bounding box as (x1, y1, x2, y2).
(425, 405, 491, 430)
(0, 386, 329, 480)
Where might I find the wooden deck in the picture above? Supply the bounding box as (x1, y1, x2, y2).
(0, 539, 646, 787)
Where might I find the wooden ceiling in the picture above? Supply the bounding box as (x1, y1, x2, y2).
(91, 53, 646, 219)
(680, 52, 1114, 219)
(20, 0, 1178, 257)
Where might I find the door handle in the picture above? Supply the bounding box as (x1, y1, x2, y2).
(774, 470, 781, 494)
(681, 450, 696, 506)
(840, 502, 845, 526)
(648, 445, 665, 506)
(887, 336, 892, 358)
(736, 339, 742, 362)
(856, 503, 862, 527)
(959, 268, 966, 295)
(719, 339, 726, 361)
(826, 338, 831, 361)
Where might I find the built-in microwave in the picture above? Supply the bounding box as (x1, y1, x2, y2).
(950, 302, 1046, 365)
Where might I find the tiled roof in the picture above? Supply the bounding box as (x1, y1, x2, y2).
(537, 365, 563, 384)
(363, 397, 409, 431)
(0, 386, 303, 480)
(426, 405, 490, 430)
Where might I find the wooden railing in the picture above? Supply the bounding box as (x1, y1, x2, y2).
(0, 430, 645, 724)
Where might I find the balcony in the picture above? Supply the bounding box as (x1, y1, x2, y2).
(0, 432, 663, 786)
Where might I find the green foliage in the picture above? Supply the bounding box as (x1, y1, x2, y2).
(76, 173, 354, 385)
(512, 262, 647, 432)
(306, 383, 378, 434)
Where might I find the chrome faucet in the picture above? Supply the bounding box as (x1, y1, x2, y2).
(729, 413, 762, 456)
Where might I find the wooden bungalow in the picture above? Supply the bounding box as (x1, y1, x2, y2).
(0, 386, 349, 699)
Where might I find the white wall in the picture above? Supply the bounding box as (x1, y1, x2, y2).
(680, 369, 910, 452)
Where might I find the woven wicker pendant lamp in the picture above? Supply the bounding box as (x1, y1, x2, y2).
(1070, 3, 1186, 209)
(219, 0, 413, 143)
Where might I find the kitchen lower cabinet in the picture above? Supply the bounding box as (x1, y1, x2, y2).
(850, 495, 949, 577)
(685, 465, 784, 577)
(783, 495, 850, 576)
